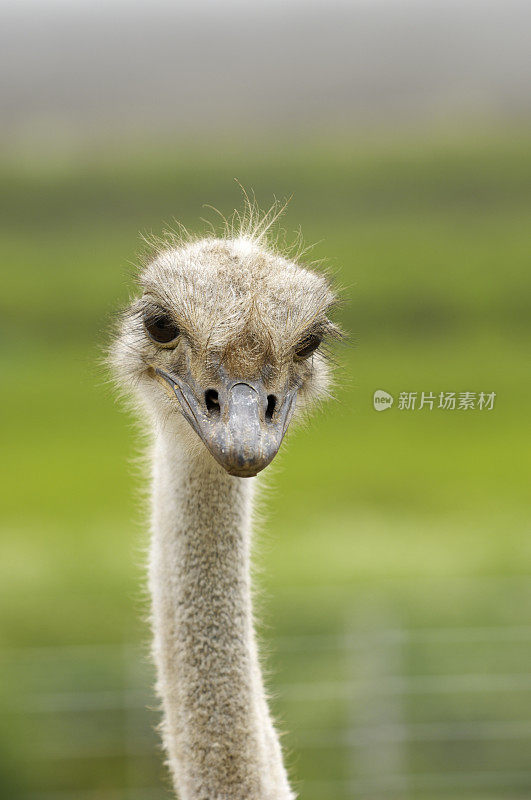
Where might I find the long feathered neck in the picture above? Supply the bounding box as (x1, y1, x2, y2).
(148, 425, 294, 800)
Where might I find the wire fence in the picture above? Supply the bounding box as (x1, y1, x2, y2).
(2, 618, 531, 799)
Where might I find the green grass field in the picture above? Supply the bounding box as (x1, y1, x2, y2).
(1, 132, 530, 798)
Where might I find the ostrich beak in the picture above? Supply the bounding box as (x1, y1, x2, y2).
(153, 368, 298, 477)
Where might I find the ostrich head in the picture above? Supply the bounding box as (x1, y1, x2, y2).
(111, 221, 340, 478)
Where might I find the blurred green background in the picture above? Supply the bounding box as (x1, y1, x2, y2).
(1, 131, 530, 799)
(1, 0, 531, 797)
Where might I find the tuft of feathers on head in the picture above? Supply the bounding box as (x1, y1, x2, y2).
(137, 186, 333, 276)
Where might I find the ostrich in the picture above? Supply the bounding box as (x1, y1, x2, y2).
(110, 206, 340, 800)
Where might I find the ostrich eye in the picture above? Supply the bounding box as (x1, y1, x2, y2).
(294, 333, 321, 360)
(144, 313, 180, 345)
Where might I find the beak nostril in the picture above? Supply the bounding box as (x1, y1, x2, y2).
(205, 389, 220, 416)
(266, 394, 277, 422)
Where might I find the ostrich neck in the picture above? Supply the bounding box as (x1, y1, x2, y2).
(148, 427, 293, 800)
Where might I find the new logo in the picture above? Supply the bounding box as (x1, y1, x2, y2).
(373, 389, 394, 411)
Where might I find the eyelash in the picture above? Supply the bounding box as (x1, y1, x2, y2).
(294, 334, 322, 360)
